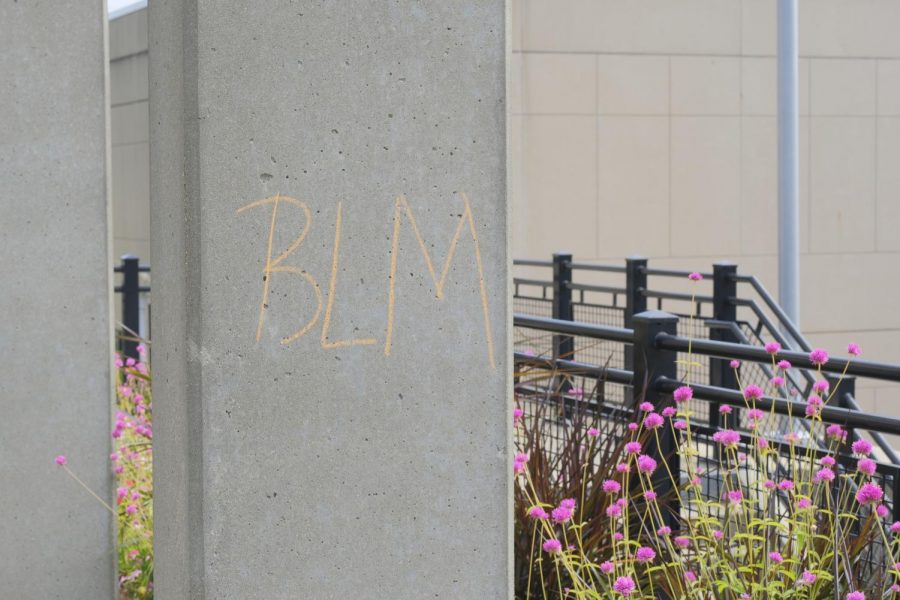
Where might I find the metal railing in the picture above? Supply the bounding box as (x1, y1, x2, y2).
(113, 255, 150, 359)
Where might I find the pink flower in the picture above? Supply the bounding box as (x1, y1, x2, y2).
(796, 497, 812, 509)
(805, 404, 819, 418)
(852, 439, 873, 456)
(777, 360, 792, 370)
(613, 576, 636, 595)
(639, 401, 654, 412)
(616, 462, 630, 473)
(826, 424, 846, 440)
(625, 441, 642, 454)
(809, 348, 829, 366)
(662, 406, 676, 417)
(712, 429, 740, 448)
(800, 570, 817, 585)
(857, 458, 876, 476)
(764, 341, 781, 354)
(673, 386, 693, 403)
(674, 536, 690, 549)
(856, 482, 884, 505)
(688, 272, 702, 281)
(729, 359, 741, 369)
(726, 490, 743, 504)
(125, 504, 138, 515)
(657, 526, 672, 536)
(606, 504, 622, 518)
(635, 546, 656, 563)
(821, 455, 836, 466)
(552, 506, 573, 523)
(636, 454, 657, 474)
(628, 422, 638, 431)
(719, 405, 732, 414)
(877, 504, 890, 518)
(779, 479, 794, 491)
(846, 592, 865, 600)
(757, 437, 769, 449)
(712, 530, 724, 539)
(570, 387, 584, 399)
(769, 551, 783, 563)
(684, 570, 697, 582)
(813, 380, 830, 394)
(763, 479, 776, 490)
(848, 343, 861, 356)
(674, 420, 687, 430)
(587, 427, 600, 438)
(613, 532, 624, 541)
(54, 455, 67, 466)
(815, 467, 835, 483)
(747, 408, 764, 421)
(770, 376, 785, 387)
(743, 385, 764, 400)
(643, 412, 664, 429)
(891, 521, 900, 534)
(560, 498, 576, 510)
(644, 490, 657, 501)
(527, 506, 549, 520)
(600, 560, 615, 574)
(602, 480, 621, 494)
(542, 538, 562, 553)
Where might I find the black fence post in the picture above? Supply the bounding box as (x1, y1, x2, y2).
(552, 252, 574, 362)
(633, 310, 680, 529)
(624, 257, 647, 404)
(710, 262, 739, 428)
(120, 255, 141, 360)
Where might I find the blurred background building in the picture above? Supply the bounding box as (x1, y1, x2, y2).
(108, 1, 900, 412)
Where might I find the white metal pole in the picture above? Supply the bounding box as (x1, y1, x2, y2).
(778, 0, 801, 327)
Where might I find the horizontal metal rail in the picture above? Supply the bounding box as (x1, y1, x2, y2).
(569, 261, 627, 273)
(643, 267, 713, 279)
(643, 289, 713, 304)
(514, 314, 634, 343)
(514, 353, 634, 385)
(512, 258, 552, 267)
(513, 277, 552, 288)
(655, 333, 900, 383)
(656, 378, 900, 435)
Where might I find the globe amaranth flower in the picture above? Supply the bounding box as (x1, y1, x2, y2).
(813, 380, 830, 394)
(657, 525, 672, 536)
(804, 403, 819, 418)
(683, 570, 697, 582)
(852, 439, 873, 456)
(644, 490, 657, 501)
(674, 536, 691, 549)
(799, 570, 817, 585)
(639, 401, 654, 412)
(600, 560, 615, 574)
(662, 406, 677, 418)
(743, 385, 764, 401)
(763, 479, 776, 490)
(809, 348, 829, 366)
(602, 479, 621, 494)
(625, 441, 642, 454)
(613, 532, 624, 541)
(635, 546, 656, 563)
(636, 454, 657, 474)
(848, 343, 861, 356)
(769, 551, 784, 563)
(796, 497, 812, 510)
(55, 455, 67, 466)
(729, 359, 741, 369)
(846, 592, 866, 600)
(726, 490, 743, 504)
(826, 424, 846, 440)
(527, 506, 549, 520)
(613, 576, 636, 596)
(674, 420, 687, 430)
(747, 408, 764, 421)
(892, 521, 900, 534)
(559, 498, 576, 510)
(719, 405, 732, 414)
(857, 458, 877, 476)
(587, 427, 600, 438)
(643, 412, 664, 429)
(673, 385, 693, 403)
(877, 504, 890, 518)
(628, 422, 638, 431)
(712, 429, 741, 448)
(779, 479, 795, 491)
(764, 341, 781, 354)
(820, 455, 836, 466)
(688, 272, 703, 281)
(616, 462, 630, 473)
(552, 506, 573, 523)
(777, 359, 792, 370)
(542, 538, 562, 553)
(757, 437, 769, 450)
(770, 376, 785, 387)
(606, 504, 622, 518)
(856, 482, 884, 505)
(815, 467, 835, 483)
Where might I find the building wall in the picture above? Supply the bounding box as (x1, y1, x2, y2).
(110, 9, 149, 263)
(510, 0, 900, 414)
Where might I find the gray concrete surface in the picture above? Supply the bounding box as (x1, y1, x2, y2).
(150, 1, 510, 597)
(0, 2, 115, 598)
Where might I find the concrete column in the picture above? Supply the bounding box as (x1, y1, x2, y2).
(0, 2, 114, 598)
(149, 2, 509, 598)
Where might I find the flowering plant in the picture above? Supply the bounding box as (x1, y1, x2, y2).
(515, 274, 894, 599)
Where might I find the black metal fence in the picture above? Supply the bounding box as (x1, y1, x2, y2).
(513, 252, 900, 529)
(113, 255, 150, 359)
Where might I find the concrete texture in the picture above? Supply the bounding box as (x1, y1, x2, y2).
(0, 2, 115, 598)
(149, 2, 509, 598)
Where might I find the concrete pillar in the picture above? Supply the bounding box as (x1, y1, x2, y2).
(149, 2, 509, 598)
(0, 2, 114, 598)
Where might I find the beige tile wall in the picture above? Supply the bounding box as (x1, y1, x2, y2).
(511, 0, 900, 415)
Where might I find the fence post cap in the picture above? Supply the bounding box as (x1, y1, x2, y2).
(121, 254, 139, 261)
(632, 310, 678, 323)
(626, 255, 647, 262)
(713, 261, 737, 269)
